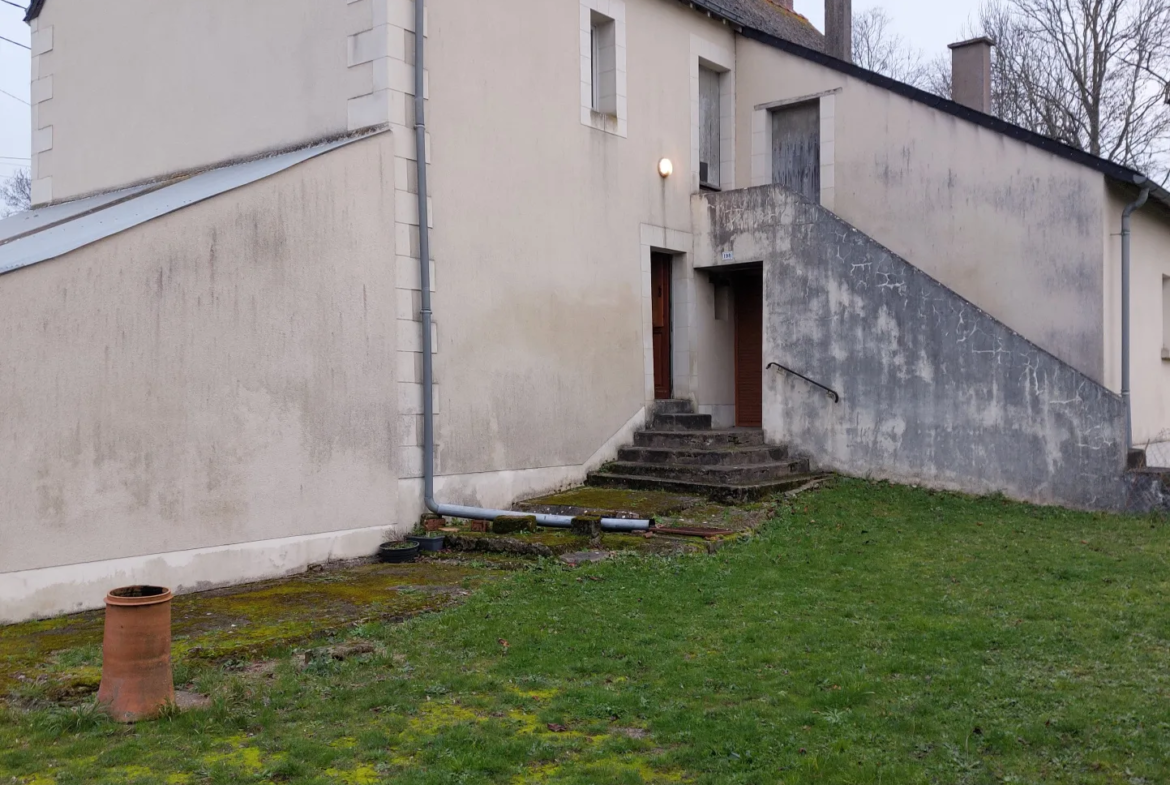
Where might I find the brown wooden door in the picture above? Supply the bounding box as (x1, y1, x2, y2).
(734, 272, 763, 427)
(651, 253, 673, 400)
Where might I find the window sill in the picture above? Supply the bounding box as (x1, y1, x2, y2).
(582, 109, 626, 138)
(700, 182, 722, 193)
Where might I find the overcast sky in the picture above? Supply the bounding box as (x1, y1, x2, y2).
(0, 1, 983, 182)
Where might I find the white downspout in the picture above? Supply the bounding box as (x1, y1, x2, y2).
(410, 0, 648, 532)
(1121, 182, 1151, 449)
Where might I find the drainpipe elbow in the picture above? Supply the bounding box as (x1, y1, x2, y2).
(1124, 187, 1151, 221)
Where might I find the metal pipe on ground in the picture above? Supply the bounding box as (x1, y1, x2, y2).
(411, 0, 650, 534)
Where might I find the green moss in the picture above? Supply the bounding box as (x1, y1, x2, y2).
(520, 487, 702, 517)
(1, 562, 507, 702)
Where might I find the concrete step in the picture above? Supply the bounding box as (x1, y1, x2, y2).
(634, 429, 766, 449)
(651, 399, 695, 415)
(586, 471, 826, 504)
(601, 458, 810, 485)
(617, 445, 790, 467)
(649, 413, 713, 431)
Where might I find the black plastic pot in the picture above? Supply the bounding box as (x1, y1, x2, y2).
(407, 534, 445, 552)
(378, 542, 420, 563)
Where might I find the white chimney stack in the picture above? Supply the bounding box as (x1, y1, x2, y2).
(948, 37, 995, 113)
(825, 0, 853, 63)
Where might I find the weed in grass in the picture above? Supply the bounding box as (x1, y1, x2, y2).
(29, 700, 112, 737)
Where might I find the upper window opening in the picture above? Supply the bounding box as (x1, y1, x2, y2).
(699, 66, 721, 190)
(1162, 276, 1170, 360)
(590, 12, 617, 116)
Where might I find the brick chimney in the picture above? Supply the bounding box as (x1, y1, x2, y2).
(825, 0, 852, 62)
(948, 37, 995, 113)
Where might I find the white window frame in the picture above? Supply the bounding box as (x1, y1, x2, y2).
(580, 0, 627, 137)
(751, 88, 841, 209)
(690, 36, 735, 192)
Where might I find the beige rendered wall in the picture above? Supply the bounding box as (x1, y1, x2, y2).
(1103, 187, 1170, 449)
(30, 0, 351, 203)
(0, 135, 399, 575)
(734, 39, 1108, 382)
(418, 0, 735, 506)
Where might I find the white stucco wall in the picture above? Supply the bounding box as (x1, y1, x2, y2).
(734, 39, 1108, 382)
(0, 136, 399, 584)
(1103, 188, 1170, 450)
(412, 0, 737, 512)
(30, 0, 351, 203)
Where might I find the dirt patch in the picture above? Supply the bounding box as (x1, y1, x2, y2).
(175, 690, 211, 711)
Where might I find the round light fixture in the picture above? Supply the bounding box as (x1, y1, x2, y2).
(658, 158, 674, 178)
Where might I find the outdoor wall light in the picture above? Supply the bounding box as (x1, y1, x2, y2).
(658, 158, 674, 178)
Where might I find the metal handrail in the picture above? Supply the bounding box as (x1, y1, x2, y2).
(767, 362, 840, 403)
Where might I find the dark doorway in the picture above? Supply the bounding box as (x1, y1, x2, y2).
(734, 271, 763, 427)
(651, 253, 673, 400)
(771, 101, 821, 202)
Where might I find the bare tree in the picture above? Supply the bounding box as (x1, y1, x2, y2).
(852, 8, 930, 86)
(979, 0, 1170, 181)
(1, 168, 31, 216)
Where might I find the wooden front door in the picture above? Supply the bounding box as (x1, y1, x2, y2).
(734, 272, 763, 427)
(651, 253, 673, 400)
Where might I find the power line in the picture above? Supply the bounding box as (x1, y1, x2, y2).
(0, 1, 27, 10)
(0, 155, 30, 161)
(0, 86, 29, 105)
(0, 33, 30, 49)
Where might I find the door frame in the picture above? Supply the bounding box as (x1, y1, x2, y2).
(651, 252, 674, 400)
(732, 268, 764, 428)
(639, 225, 695, 406)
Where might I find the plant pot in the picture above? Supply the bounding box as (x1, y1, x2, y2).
(97, 586, 175, 722)
(407, 534, 445, 552)
(378, 542, 420, 563)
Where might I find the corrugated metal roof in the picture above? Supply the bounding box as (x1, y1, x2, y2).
(0, 183, 154, 245)
(0, 131, 384, 277)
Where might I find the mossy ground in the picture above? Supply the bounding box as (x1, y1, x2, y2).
(516, 488, 703, 518)
(3, 479, 1170, 783)
(0, 561, 503, 704)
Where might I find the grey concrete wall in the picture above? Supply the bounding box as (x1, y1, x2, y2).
(695, 185, 1130, 510)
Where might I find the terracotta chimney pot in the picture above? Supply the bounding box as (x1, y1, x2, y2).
(97, 586, 175, 722)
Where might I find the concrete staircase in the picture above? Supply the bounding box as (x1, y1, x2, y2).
(587, 400, 822, 502)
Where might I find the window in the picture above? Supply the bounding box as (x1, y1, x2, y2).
(771, 101, 821, 202)
(699, 67, 721, 190)
(590, 12, 617, 116)
(1163, 276, 1170, 360)
(580, 0, 626, 137)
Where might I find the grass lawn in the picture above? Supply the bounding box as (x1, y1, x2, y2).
(2, 478, 1169, 784)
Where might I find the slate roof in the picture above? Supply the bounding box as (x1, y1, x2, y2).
(697, 0, 824, 50)
(22, 0, 44, 24)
